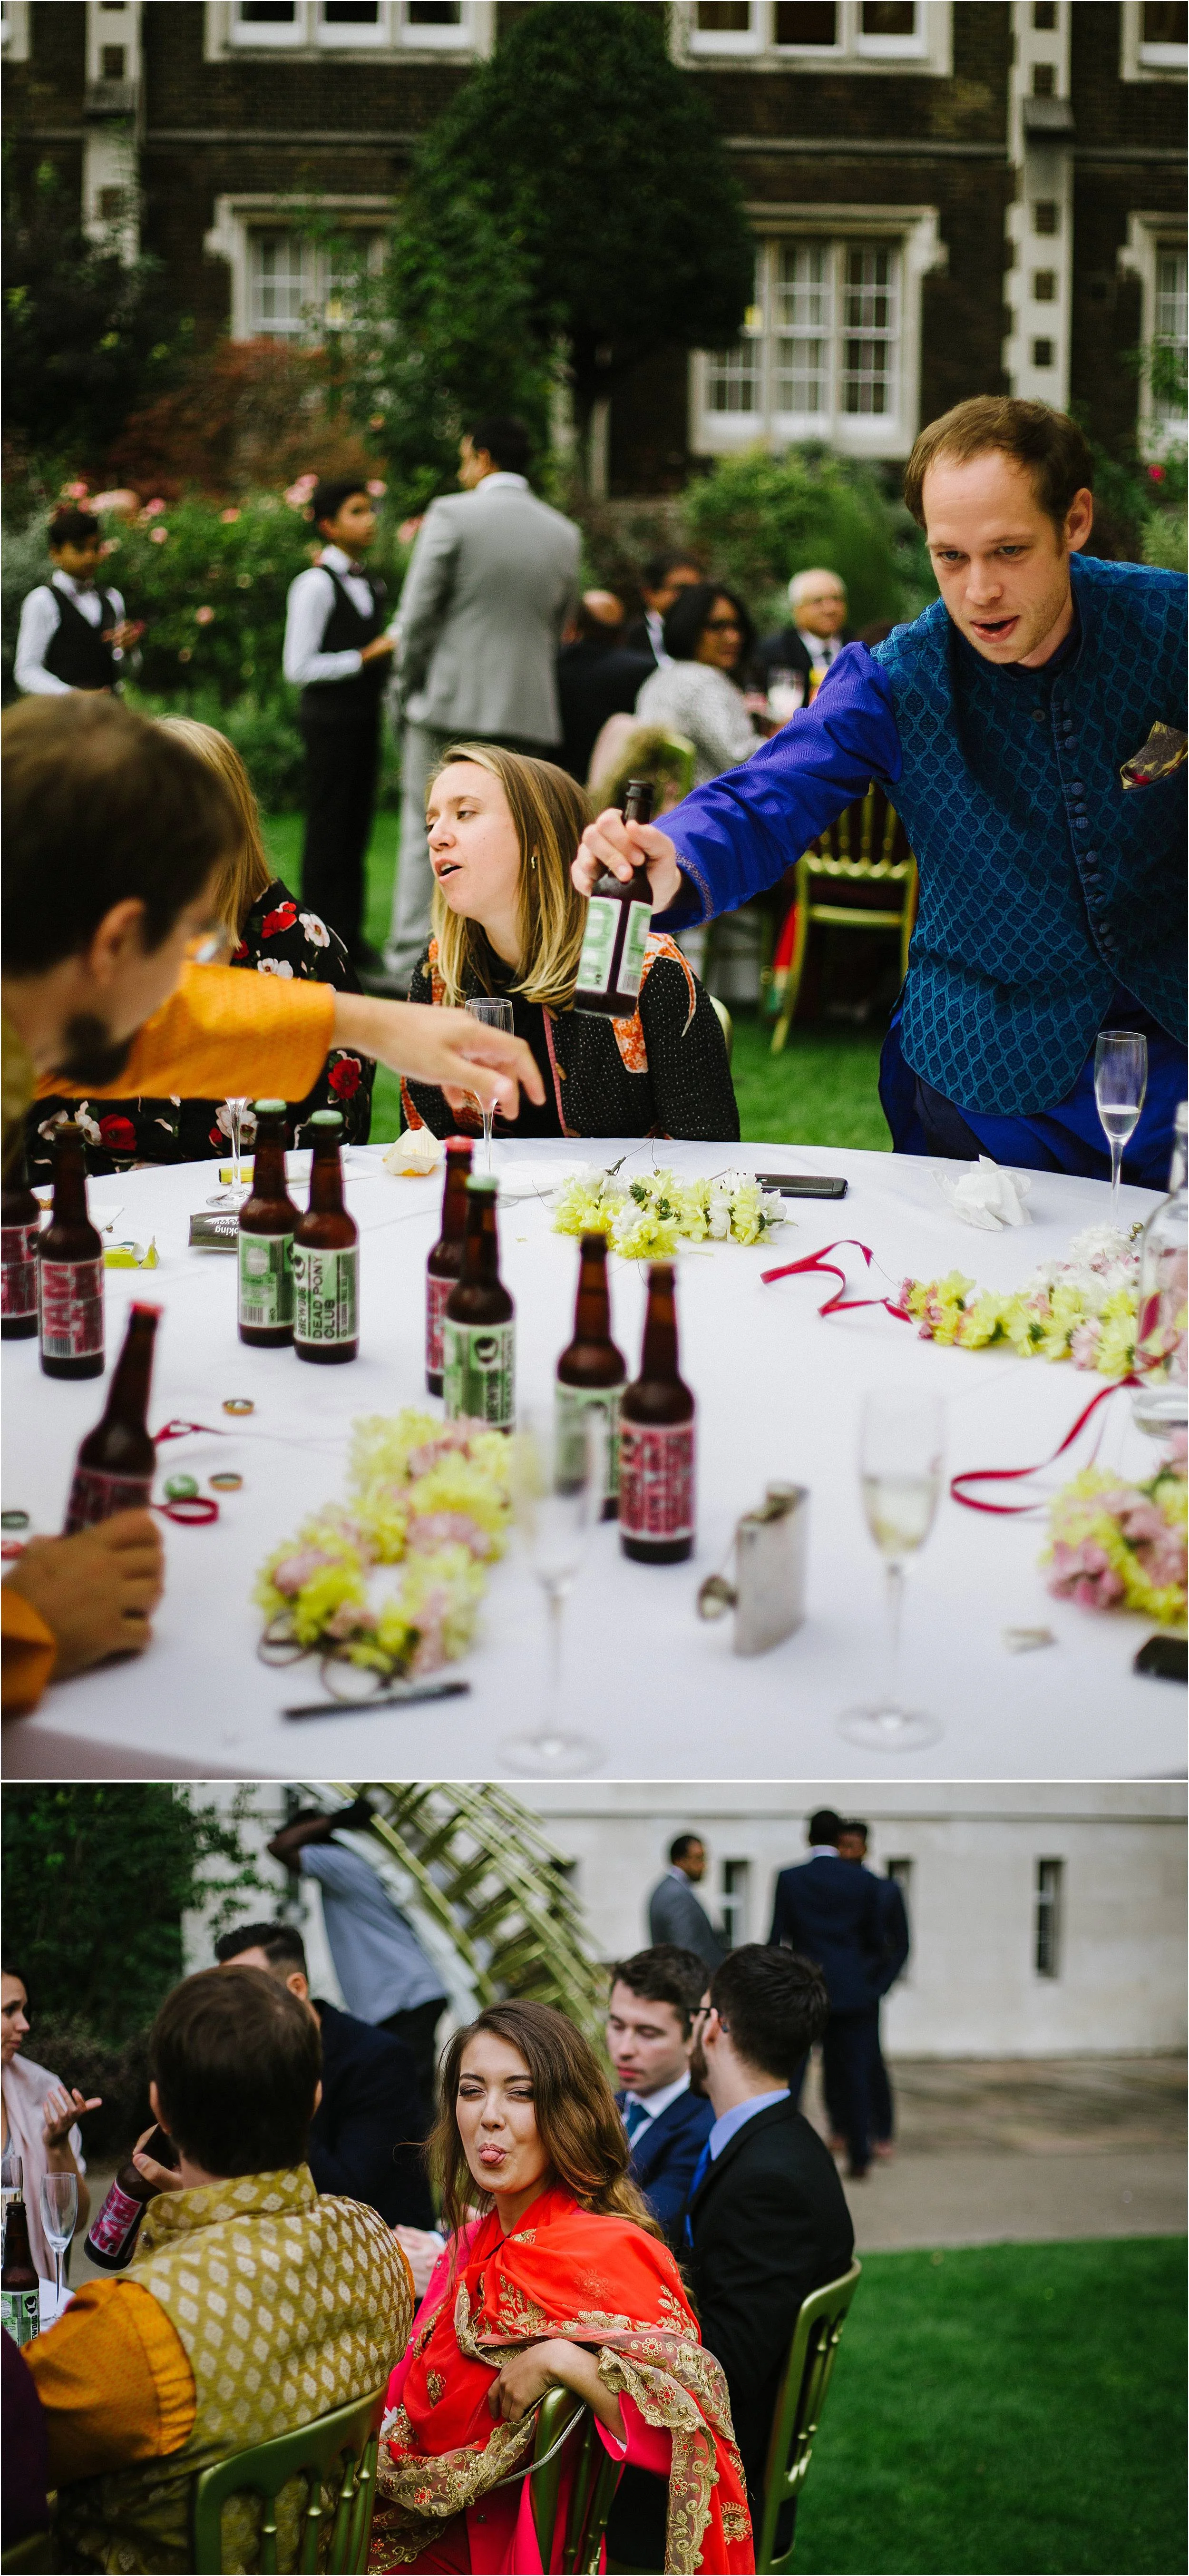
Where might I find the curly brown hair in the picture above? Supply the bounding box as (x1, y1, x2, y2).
(429, 1999, 663, 2247)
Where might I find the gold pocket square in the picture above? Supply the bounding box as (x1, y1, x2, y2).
(1120, 722, 1188, 789)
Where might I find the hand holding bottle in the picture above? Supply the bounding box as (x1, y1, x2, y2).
(572, 807, 684, 914)
(130, 2124, 185, 2195)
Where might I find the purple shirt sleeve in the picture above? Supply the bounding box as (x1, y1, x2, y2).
(657, 642, 904, 929)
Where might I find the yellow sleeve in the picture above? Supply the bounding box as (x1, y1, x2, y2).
(25, 2278, 195, 2489)
(35, 960, 336, 1108)
(1, 1586, 57, 1714)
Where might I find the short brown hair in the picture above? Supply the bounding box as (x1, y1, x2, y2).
(2, 695, 236, 975)
(429, 1999, 661, 2245)
(710, 1944, 828, 2084)
(903, 397, 1094, 535)
(609, 1945, 709, 2037)
(150, 1966, 321, 2177)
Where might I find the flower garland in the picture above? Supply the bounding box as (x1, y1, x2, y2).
(254, 1412, 512, 1683)
(900, 1224, 1141, 1379)
(1043, 1454, 1187, 1625)
(553, 1166, 788, 1261)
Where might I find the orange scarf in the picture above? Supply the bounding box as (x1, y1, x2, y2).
(376, 2185, 751, 2573)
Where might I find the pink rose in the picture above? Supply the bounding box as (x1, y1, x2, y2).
(1148, 464, 1167, 482)
(149, 526, 168, 543)
(220, 507, 241, 522)
(367, 480, 387, 496)
(398, 516, 424, 545)
(195, 605, 214, 625)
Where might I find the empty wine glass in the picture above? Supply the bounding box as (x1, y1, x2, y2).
(501, 1403, 604, 1775)
(464, 999, 515, 1175)
(207, 1096, 251, 1207)
(838, 1391, 945, 1753)
(39, 2171, 77, 2318)
(1094, 1032, 1148, 1230)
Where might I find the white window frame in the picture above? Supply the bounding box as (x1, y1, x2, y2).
(675, 1, 951, 75)
(1120, 0, 1189, 79)
(691, 206, 944, 462)
(0, 1, 31, 60)
(208, 0, 491, 56)
(318, 2, 394, 51)
(86, 0, 141, 83)
(1119, 212, 1189, 449)
(205, 194, 393, 340)
(229, 0, 310, 47)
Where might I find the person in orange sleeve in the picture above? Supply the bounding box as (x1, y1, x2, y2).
(1, 695, 546, 1714)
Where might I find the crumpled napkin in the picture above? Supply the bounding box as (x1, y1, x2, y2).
(934, 1156, 1033, 1231)
(382, 1130, 445, 1177)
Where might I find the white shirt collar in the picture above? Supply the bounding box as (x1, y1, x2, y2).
(708, 2088, 789, 2160)
(319, 545, 370, 578)
(623, 2071, 691, 2125)
(809, 1843, 841, 1859)
(472, 471, 528, 494)
(796, 628, 841, 663)
(53, 569, 98, 598)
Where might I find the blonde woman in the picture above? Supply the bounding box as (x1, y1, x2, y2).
(401, 744, 738, 1142)
(27, 716, 374, 1176)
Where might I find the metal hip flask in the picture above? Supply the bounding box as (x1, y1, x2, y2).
(697, 1481, 809, 1655)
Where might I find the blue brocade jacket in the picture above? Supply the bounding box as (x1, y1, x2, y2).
(659, 554, 1186, 1115)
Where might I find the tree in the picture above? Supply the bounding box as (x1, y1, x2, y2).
(354, 2, 754, 493)
(2, 156, 187, 473)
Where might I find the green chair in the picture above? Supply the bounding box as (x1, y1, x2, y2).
(0, 2531, 52, 2574)
(754, 2262, 862, 2573)
(530, 2385, 624, 2575)
(190, 2382, 388, 2576)
(708, 992, 735, 1065)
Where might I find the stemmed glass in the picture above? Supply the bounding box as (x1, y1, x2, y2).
(207, 1096, 251, 1207)
(1, 2142, 19, 2268)
(464, 999, 515, 1175)
(39, 2172, 77, 2320)
(501, 1403, 604, 1775)
(1094, 1032, 1147, 1230)
(838, 1391, 945, 1753)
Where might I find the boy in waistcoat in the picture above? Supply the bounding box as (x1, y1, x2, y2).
(14, 507, 142, 697)
(25, 1965, 412, 2576)
(283, 478, 398, 968)
(574, 398, 1187, 1185)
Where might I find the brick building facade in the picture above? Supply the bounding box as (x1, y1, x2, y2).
(3, 0, 1185, 493)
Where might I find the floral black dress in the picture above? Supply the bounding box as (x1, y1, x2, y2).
(25, 878, 374, 1180)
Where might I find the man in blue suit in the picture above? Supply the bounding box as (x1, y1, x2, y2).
(605, 1945, 713, 2243)
(832, 1818, 911, 2159)
(769, 1810, 908, 2178)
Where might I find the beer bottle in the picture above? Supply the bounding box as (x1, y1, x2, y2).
(38, 1122, 105, 1381)
(83, 2126, 180, 2272)
(64, 1303, 160, 1534)
(293, 1111, 359, 1365)
(556, 1233, 626, 1519)
(238, 1100, 298, 1348)
(442, 1177, 515, 1429)
(427, 1137, 474, 1396)
(619, 1261, 696, 1565)
(1, 1142, 40, 1342)
(573, 778, 655, 1019)
(0, 2171, 41, 2346)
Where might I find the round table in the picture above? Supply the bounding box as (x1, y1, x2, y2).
(2, 1137, 1180, 1781)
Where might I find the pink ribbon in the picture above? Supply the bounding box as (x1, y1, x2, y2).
(949, 1377, 1139, 1516)
(761, 1238, 912, 1323)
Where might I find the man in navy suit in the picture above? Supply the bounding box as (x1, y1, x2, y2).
(769, 1809, 908, 2178)
(833, 1818, 910, 2158)
(605, 1945, 712, 2243)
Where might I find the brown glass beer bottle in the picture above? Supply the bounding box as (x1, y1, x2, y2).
(427, 1137, 474, 1396)
(556, 1232, 626, 1518)
(0, 2169, 41, 2345)
(619, 1261, 696, 1564)
(83, 2127, 181, 2272)
(238, 1100, 298, 1348)
(64, 1302, 160, 1533)
(1, 1142, 40, 1341)
(293, 1110, 359, 1364)
(38, 1122, 105, 1380)
(442, 1176, 515, 1428)
(573, 778, 655, 1019)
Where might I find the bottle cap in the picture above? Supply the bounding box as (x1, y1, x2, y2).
(253, 1098, 287, 1115)
(445, 1137, 475, 1156)
(164, 1473, 199, 1502)
(310, 1111, 344, 1132)
(129, 1303, 163, 1321)
(467, 1175, 499, 1197)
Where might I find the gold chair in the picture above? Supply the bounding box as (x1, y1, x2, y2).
(189, 2382, 387, 2574)
(754, 2260, 862, 2571)
(708, 992, 735, 1064)
(769, 786, 917, 1054)
(529, 2386, 624, 2575)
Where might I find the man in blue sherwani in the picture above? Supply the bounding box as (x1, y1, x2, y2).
(574, 398, 1186, 1184)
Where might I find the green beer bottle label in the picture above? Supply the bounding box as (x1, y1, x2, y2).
(442, 1319, 515, 1428)
(293, 1244, 358, 1346)
(1, 2287, 40, 2348)
(618, 901, 653, 999)
(238, 1230, 293, 1330)
(556, 1382, 621, 1500)
(575, 897, 618, 995)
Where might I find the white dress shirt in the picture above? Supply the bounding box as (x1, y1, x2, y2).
(14, 571, 127, 695)
(621, 2069, 692, 2145)
(282, 542, 397, 690)
(795, 628, 843, 669)
(644, 606, 669, 666)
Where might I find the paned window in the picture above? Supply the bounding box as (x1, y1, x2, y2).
(248, 229, 381, 335)
(1034, 1859, 1063, 1978)
(703, 238, 902, 441)
(1153, 245, 1188, 420)
(774, 1, 838, 40)
(720, 1861, 750, 1951)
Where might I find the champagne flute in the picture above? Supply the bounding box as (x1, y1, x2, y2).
(501, 1403, 603, 1775)
(207, 1096, 252, 1207)
(464, 999, 515, 1175)
(1094, 1032, 1147, 1230)
(838, 1391, 945, 1753)
(39, 2171, 77, 2319)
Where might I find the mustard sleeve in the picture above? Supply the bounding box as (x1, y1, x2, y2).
(36, 961, 335, 1109)
(1, 1586, 57, 1715)
(25, 2278, 195, 2489)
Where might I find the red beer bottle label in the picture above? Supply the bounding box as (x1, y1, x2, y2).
(426, 1273, 454, 1379)
(618, 1422, 695, 1543)
(39, 1257, 104, 1360)
(1, 1224, 39, 1321)
(86, 2180, 144, 2260)
(64, 1466, 155, 1536)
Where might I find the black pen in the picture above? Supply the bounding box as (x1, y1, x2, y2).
(283, 1678, 472, 1719)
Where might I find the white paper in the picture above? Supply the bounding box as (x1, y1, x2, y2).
(934, 1157, 1033, 1231)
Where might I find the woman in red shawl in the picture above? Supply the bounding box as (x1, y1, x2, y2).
(371, 2001, 752, 2576)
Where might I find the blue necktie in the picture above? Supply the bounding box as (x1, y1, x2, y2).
(683, 2140, 713, 2247)
(622, 2097, 650, 2143)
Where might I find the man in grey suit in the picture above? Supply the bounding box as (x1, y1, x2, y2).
(647, 1833, 725, 1973)
(377, 415, 581, 991)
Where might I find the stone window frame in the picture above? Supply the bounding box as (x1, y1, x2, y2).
(690, 204, 945, 464)
(1119, 0, 1189, 81)
(1118, 211, 1189, 451)
(205, 194, 394, 341)
(672, 0, 952, 76)
(203, 0, 494, 61)
(0, 1, 31, 60)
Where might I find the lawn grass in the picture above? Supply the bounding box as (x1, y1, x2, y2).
(261, 807, 891, 1152)
(793, 2239, 1187, 2576)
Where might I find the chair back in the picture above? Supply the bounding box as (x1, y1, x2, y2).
(755, 2261, 862, 2574)
(810, 782, 911, 876)
(190, 2382, 388, 2576)
(708, 992, 735, 1063)
(529, 2386, 624, 2575)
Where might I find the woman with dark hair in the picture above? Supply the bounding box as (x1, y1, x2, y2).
(634, 585, 763, 789)
(372, 2000, 752, 2575)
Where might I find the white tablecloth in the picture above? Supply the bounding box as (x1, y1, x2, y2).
(2, 1139, 1182, 1781)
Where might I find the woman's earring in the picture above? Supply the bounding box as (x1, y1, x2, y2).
(530, 851, 539, 871)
